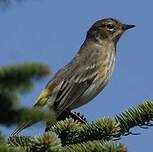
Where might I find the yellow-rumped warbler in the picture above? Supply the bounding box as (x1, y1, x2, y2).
(12, 18, 135, 135)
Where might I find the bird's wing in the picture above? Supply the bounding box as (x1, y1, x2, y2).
(53, 62, 98, 116)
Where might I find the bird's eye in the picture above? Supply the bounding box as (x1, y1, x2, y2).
(106, 24, 115, 31)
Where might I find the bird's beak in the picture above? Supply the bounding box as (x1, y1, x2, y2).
(122, 24, 136, 30)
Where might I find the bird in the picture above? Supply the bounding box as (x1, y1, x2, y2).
(11, 18, 135, 135)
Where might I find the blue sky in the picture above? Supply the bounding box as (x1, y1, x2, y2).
(0, 0, 153, 151)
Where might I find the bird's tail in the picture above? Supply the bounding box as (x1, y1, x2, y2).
(10, 121, 32, 136)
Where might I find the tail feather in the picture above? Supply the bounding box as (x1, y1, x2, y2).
(11, 121, 32, 136)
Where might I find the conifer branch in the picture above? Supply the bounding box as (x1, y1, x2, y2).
(49, 118, 120, 145)
(1, 131, 25, 152)
(46, 100, 153, 144)
(115, 100, 153, 134)
(8, 132, 126, 152)
(1, 107, 55, 126)
(0, 63, 51, 126)
(7, 100, 153, 151)
(0, 145, 25, 152)
(62, 140, 127, 152)
(0, 63, 50, 92)
(8, 131, 61, 152)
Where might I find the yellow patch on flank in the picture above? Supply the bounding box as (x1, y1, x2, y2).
(34, 88, 50, 106)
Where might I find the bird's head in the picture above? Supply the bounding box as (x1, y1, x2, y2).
(87, 18, 135, 44)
